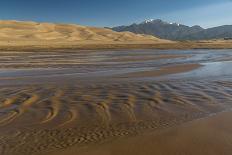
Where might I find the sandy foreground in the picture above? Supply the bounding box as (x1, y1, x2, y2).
(49, 110, 232, 155)
(0, 49, 232, 155)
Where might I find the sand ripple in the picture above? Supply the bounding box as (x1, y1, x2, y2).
(0, 80, 232, 155)
(1, 49, 232, 155)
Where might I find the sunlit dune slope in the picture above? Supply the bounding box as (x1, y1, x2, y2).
(0, 20, 169, 43)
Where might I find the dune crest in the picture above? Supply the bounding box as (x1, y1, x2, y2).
(0, 20, 168, 43)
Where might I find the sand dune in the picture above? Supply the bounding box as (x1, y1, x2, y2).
(0, 20, 166, 43)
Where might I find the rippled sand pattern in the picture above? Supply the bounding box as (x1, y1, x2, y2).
(1, 49, 232, 155)
(1, 80, 232, 155)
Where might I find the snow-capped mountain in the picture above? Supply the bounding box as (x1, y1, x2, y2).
(142, 19, 180, 26)
(112, 19, 232, 40)
(112, 19, 204, 40)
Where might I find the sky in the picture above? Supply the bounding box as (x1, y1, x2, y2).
(0, 0, 232, 28)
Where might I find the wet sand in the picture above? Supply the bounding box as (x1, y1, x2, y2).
(0, 49, 232, 155)
(57, 111, 232, 155)
(119, 64, 202, 78)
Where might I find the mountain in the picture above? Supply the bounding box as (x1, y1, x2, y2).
(112, 19, 204, 40)
(181, 25, 232, 40)
(112, 19, 232, 40)
(0, 20, 168, 43)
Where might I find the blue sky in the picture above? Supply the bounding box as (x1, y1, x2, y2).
(0, 0, 232, 28)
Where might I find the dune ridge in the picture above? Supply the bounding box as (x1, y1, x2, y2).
(0, 20, 167, 43)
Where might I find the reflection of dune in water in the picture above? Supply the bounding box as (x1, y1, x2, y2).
(1, 80, 232, 154)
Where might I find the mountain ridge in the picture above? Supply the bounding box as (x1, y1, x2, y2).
(112, 19, 232, 40)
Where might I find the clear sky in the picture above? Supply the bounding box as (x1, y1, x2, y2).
(0, 0, 232, 28)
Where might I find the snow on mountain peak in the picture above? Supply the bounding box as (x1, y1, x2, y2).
(170, 22, 180, 26)
(142, 19, 181, 26)
(144, 19, 155, 23)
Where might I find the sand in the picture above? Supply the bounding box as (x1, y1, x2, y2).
(0, 20, 168, 43)
(119, 64, 202, 78)
(1, 40, 232, 51)
(0, 49, 232, 155)
(55, 111, 232, 155)
(108, 54, 188, 62)
(0, 51, 187, 69)
(2, 80, 232, 155)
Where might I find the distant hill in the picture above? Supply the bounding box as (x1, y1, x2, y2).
(112, 19, 232, 40)
(0, 20, 168, 43)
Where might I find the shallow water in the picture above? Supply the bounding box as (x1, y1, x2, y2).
(0, 49, 232, 84)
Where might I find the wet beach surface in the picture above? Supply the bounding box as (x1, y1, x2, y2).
(0, 49, 232, 155)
